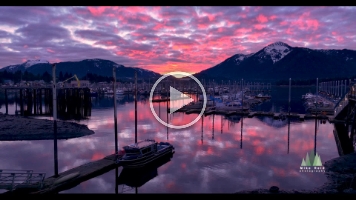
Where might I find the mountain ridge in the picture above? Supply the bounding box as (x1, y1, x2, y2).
(194, 41, 356, 82)
(2, 41, 356, 82)
(0, 58, 161, 80)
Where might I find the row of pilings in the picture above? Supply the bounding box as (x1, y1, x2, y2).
(2, 87, 91, 119)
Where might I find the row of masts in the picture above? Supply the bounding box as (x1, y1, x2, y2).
(318, 79, 351, 98)
(96, 80, 272, 96)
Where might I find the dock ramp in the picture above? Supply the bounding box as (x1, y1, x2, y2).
(0, 169, 46, 191)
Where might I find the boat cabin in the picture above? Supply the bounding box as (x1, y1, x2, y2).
(122, 139, 157, 157)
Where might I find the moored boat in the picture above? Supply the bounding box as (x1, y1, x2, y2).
(255, 93, 271, 99)
(116, 139, 175, 168)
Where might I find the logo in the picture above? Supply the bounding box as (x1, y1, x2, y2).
(149, 71, 207, 129)
(299, 150, 325, 173)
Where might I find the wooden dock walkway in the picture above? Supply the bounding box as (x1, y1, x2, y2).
(6, 154, 122, 194)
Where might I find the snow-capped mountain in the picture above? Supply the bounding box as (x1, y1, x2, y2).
(0, 58, 161, 80)
(258, 41, 292, 63)
(24, 59, 49, 68)
(225, 53, 253, 65)
(3, 59, 51, 73)
(195, 41, 356, 82)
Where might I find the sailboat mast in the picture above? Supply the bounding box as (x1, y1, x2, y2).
(135, 70, 138, 143)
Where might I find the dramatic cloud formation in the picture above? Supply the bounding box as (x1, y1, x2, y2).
(0, 6, 355, 74)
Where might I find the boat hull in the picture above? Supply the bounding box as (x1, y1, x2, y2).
(117, 145, 175, 169)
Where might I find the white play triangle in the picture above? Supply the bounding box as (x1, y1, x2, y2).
(169, 86, 194, 114)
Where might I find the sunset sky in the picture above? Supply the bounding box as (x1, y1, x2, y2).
(0, 6, 355, 74)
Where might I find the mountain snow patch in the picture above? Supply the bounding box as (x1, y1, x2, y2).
(263, 42, 292, 63)
(235, 55, 246, 63)
(87, 59, 101, 62)
(24, 59, 49, 68)
(8, 65, 18, 70)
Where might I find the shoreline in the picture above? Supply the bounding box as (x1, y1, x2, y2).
(0, 113, 94, 140)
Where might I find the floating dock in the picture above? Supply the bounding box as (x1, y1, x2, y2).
(168, 106, 331, 121)
(6, 154, 122, 194)
(152, 98, 169, 102)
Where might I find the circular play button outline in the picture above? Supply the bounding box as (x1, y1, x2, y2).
(149, 71, 207, 129)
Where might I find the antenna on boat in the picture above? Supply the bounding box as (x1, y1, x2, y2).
(135, 70, 138, 143)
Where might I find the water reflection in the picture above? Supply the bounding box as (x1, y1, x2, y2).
(333, 123, 355, 156)
(288, 117, 290, 154)
(0, 90, 344, 193)
(241, 116, 243, 149)
(0, 89, 91, 120)
(116, 153, 173, 193)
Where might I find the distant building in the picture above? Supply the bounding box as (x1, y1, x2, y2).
(70, 80, 90, 88)
(25, 80, 46, 87)
(19, 81, 27, 87)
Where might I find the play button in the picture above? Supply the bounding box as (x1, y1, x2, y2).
(149, 71, 207, 129)
(169, 86, 194, 114)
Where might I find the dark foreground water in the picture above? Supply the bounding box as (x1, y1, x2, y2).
(0, 86, 340, 193)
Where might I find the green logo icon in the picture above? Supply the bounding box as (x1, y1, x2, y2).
(301, 150, 322, 166)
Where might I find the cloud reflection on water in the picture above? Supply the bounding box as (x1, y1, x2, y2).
(0, 97, 339, 193)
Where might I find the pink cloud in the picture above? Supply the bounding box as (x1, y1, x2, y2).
(124, 6, 148, 13)
(286, 28, 293, 35)
(292, 12, 320, 31)
(269, 15, 277, 20)
(87, 6, 110, 16)
(0, 6, 355, 75)
(254, 24, 266, 30)
(256, 14, 268, 23)
(280, 21, 288, 26)
(47, 48, 55, 53)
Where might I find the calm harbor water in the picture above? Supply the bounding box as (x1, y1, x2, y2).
(0, 86, 340, 193)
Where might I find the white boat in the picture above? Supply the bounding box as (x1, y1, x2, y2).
(116, 89, 124, 95)
(105, 89, 114, 95)
(222, 95, 229, 100)
(223, 87, 229, 93)
(255, 93, 271, 98)
(302, 93, 314, 99)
